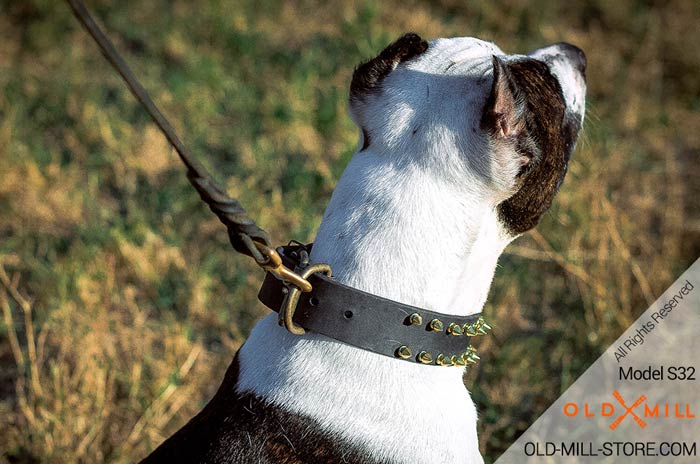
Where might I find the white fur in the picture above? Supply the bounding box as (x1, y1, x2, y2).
(237, 149, 505, 462)
(239, 316, 483, 463)
(235, 37, 584, 464)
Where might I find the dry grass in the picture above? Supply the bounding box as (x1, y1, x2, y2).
(1, 0, 698, 462)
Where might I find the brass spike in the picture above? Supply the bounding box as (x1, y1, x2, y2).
(436, 353, 453, 366)
(451, 355, 466, 366)
(408, 313, 423, 326)
(463, 324, 478, 337)
(417, 351, 433, 364)
(481, 320, 493, 332)
(396, 345, 412, 359)
(447, 323, 463, 336)
(477, 326, 488, 335)
(428, 319, 444, 332)
(463, 347, 480, 365)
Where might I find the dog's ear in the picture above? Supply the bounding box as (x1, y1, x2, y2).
(349, 33, 428, 150)
(350, 33, 428, 103)
(481, 56, 537, 196)
(481, 56, 527, 139)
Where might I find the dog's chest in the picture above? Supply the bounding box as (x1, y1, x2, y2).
(142, 319, 483, 464)
(141, 353, 388, 464)
(232, 315, 484, 464)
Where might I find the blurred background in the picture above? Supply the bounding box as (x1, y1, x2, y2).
(1, 0, 698, 462)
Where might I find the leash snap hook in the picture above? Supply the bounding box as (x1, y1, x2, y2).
(255, 244, 313, 293)
(279, 263, 332, 335)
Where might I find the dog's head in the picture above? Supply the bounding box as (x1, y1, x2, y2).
(349, 33, 586, 236)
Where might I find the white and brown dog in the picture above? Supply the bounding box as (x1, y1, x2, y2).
(143, 33, 586, 464)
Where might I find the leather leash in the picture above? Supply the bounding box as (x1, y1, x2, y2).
(65, 0, 490, 367)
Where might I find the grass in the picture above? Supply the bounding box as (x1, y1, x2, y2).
(1, 0, 699, 462)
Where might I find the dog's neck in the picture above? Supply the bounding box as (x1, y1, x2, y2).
(236, 148, 510, 464)
(311, 146, 512, 316)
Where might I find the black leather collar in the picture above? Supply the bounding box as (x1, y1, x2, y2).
(257, 244, 490, 367)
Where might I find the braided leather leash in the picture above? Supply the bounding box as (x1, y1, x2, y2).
(66, 0, 272, 263)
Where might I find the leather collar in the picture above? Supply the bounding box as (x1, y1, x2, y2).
(257, 244, 490, 367)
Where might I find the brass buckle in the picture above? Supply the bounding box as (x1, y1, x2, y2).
(255, 244, 313, 293)
(279, 263, 332, 335)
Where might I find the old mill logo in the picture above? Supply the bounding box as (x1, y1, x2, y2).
(563, 390, 695, 430)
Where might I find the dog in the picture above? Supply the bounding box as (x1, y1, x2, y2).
(142, 33, 586, 464)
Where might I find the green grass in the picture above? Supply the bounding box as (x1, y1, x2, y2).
(1, 0, 698, 462)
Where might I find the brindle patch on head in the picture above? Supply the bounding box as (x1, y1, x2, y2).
(350, 33, 428, 104)
(489, 58, 582, 234)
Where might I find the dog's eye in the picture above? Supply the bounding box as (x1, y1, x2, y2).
(361, 128, 371, 151)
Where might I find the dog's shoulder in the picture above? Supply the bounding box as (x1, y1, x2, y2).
(141, 352, 388, 464)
